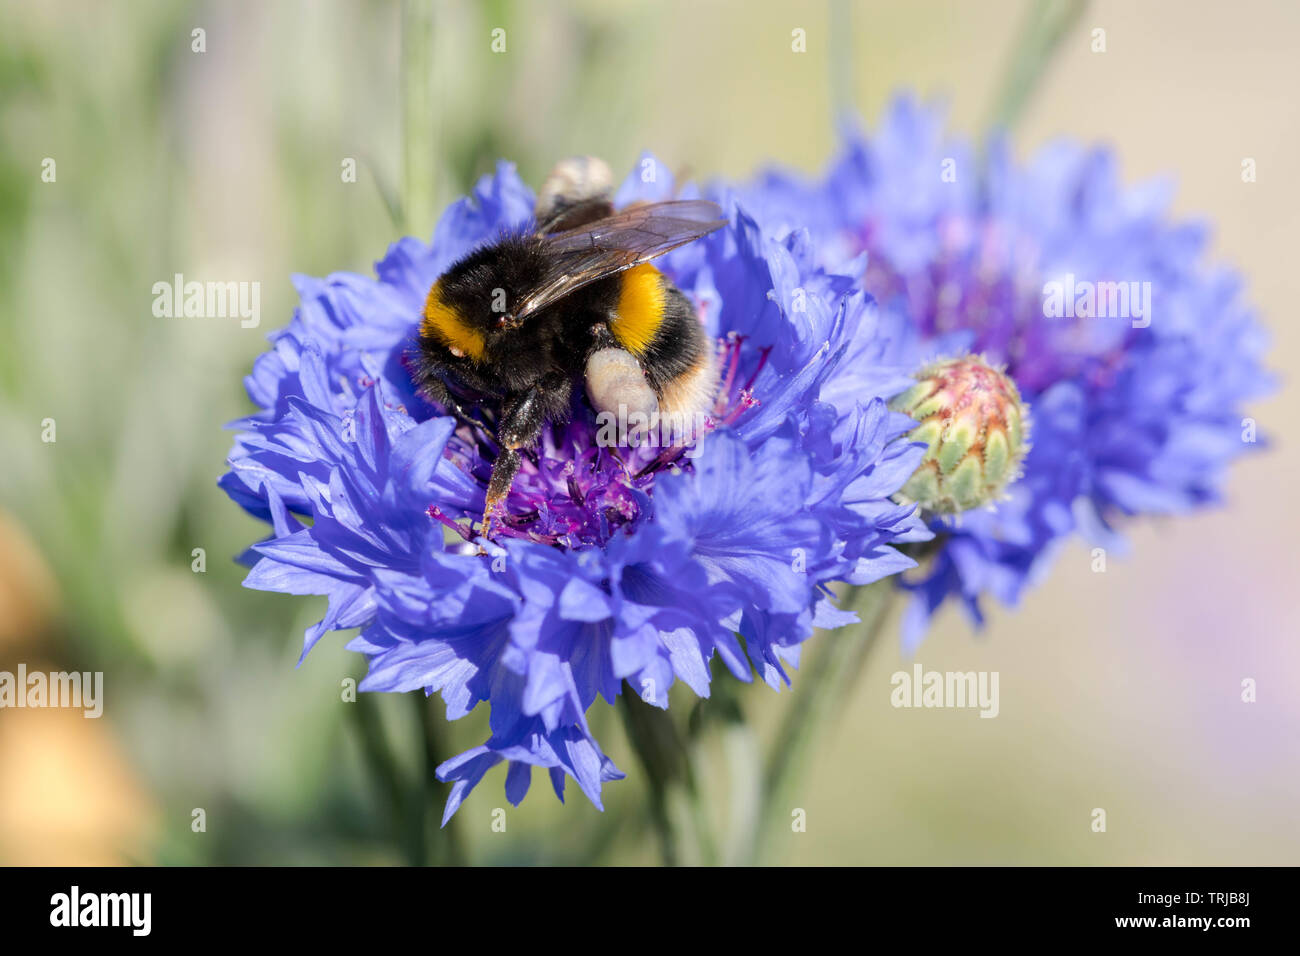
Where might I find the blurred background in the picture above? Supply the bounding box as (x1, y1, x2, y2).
(0, 0, 1296, 865)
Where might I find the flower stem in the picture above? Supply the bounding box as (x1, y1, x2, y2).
(983, 0, 1089, 135)
(377, 1, 467, 869)
(618, 688, 717, 866)
(400, 0, 438, 237)
(701, 677, 762, 866)
(350, 693, 408, 855)
(413, 693, 467, 866)
(349, 693, 467, 866)
(749, 579, 895, 865)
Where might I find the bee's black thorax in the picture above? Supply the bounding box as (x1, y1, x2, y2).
(417, 235, 613, 412)
(416, 235, 711, 430)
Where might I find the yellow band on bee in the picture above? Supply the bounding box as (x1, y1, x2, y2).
(611, 264, 665, 357)
(421, 280, 486, 362)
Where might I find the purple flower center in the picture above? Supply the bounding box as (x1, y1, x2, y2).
(859, 217, 1136, 394)
(427, 333, 763, 550)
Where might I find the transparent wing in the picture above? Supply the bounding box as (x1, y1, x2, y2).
(543, 199, 726, 255)
(535, 196, 614, 235)
(509, 200, 726, 321)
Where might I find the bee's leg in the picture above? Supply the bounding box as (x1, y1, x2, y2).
(481, 375, 571, 537)
(420, 375, 499, 449)
(482, 446, 523, 537)
(587, 321, 619, 351)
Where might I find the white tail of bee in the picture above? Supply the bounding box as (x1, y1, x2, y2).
(535, 156, 614, 222)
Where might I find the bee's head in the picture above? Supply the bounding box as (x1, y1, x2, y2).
(420, 235, 548, 361)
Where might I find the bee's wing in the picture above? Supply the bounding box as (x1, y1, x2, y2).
(510, 200, 726, 321)
(535, 196, 615, 235)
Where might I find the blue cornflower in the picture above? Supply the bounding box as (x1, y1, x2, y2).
(221, 158, 929, 820)
(741, 96, 1272, 649)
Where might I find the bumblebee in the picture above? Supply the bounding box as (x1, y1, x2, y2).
(414, 157, 726, 535)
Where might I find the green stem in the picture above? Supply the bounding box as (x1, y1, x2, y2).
(364, 150, 403, 231)
(349, 693, 413, 862)
(983, 0, 1089, 135)
(750, 579, 895, 865)
(618, 688, 717, 866)
(561, 796, 649, 865)
(393, 0, 468, 869)
(413, 693, 467, 866)
(618, 692, 681, 865)
(401, 0, 438, 236)
(717, 702, 761, 866)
